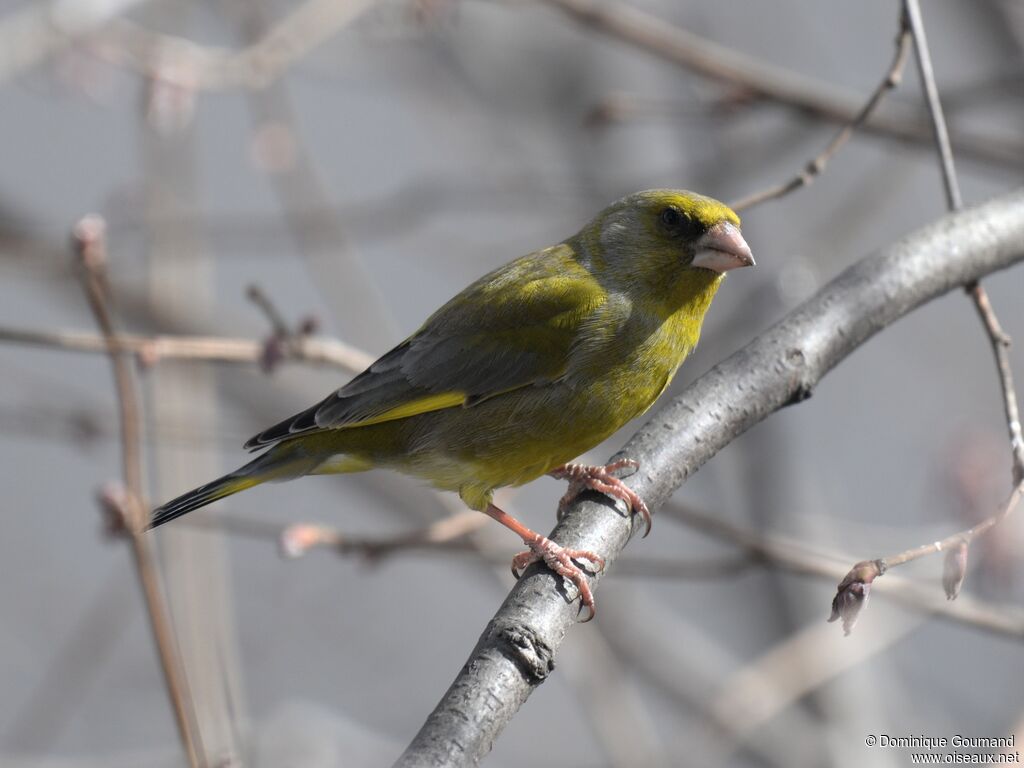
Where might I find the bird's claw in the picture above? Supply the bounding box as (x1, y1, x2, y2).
(550, 459, 652, 536)
(510, 537, 605, 621)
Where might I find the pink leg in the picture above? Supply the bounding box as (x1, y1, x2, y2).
(549, 459, 652, 536)
(483, 504, 604, 621)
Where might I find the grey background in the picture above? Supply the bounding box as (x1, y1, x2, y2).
(0, 0, 1022, 765)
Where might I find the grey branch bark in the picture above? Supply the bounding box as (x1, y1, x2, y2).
(394, 188, 1024, 768)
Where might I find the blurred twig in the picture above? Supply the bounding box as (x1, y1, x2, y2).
(234, 0, 396, 353)
(559, 628, 668, 768)
(599, 588, 828, 768)
(661, 502, 1024, 639)
(246, 282, 324, 372)
(73, 216, 202, 767)
(0, 0, 147, 83)
(183, 499, 1024, 637)
(541, 0, 1024, 170)
(0, 324, 372, 372)
(92, 0, 378, 90)
(181, 508, 754, 580)
(731, 11, 912, 212)
(707, 610, 925, 758)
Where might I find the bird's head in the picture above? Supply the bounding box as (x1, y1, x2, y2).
(578, 189, 754, 306)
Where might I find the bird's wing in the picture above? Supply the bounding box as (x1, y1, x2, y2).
(244, 245, 604, 449)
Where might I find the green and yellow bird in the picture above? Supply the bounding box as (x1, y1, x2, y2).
(151, 189, 754, 618)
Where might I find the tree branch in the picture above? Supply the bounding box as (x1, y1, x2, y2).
(90, 0, 378, 90)
(730, 11, 912, 212)
(541, 0, 1024, 170)
(73, 216, 203, 766)
(0, 324, 372, 373)
(394, 189, 1024, 766)
(903, 0, 1024, 486)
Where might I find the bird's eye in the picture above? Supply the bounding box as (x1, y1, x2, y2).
(660, 207, 682, 229)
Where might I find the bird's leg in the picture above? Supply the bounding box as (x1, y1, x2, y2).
(483, 503, 604, 621)
(549, 459, 652, 536)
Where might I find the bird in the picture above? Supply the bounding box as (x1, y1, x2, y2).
(150, 189, 754, 619)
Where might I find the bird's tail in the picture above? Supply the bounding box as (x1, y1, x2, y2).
(150, 471, 262, 529)
(149, 447, 324, 530)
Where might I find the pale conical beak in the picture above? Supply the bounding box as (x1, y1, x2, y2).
(691, 221, 755, 273)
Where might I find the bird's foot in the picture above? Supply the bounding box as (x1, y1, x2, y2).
(511, 535, 605, 621)
(550, 459, 651, 536)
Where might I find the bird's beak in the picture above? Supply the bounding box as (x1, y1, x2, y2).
(692, 221, 755, 273)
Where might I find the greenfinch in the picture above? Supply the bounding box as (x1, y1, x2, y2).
(151, 189, 754, 618)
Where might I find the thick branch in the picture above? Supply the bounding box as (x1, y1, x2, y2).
(394, 189, 1024, 766)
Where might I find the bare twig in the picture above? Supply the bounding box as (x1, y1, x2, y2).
(707, 610, 926, 756)
(906, 0, 1024, 485)
(73, 216, 202, 767)
(541, 0, 1024, 170)
(90, 0, 379, 90)
(885, 481, 1024, 571)
(969, 287, 1024, 483)
(246, 282, 323, 372)
(913, 5, 1024, 523)
(0, 0, 148, 83)
(171, 497, 1024, 637)
(830, 479, 1024, 633)
(182, 508, 753, 580)
(246, 283, 292, 337)
(395, 190, 1024, 766)
(829, 0, 1024, 638)
(730, 12, 912, 212)
(0, 324, 372, 372)
(905, 0, 961, 212)
(586, 90, 748, 126)
(234, 0, 397, 354)
(661, 502, 1024, 640)
(278, 510, 485, 559)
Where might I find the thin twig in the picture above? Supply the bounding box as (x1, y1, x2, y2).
(73, 216, 202, 767)
(246, 283, 292, 337)
(245, 282, 323, 372)
(829, 479, 1024, 634)
(904, 0, 1024, 484)
(541, 0, 1024, 170)
(278, 510, 486, 559)
(172, 500, 1024, 636)
(884, 480, 1024, 569)
(825, 0, 1024, 638)
(660, 501, 1024, 639)
(969, 287, 1024, 483)
(181, 509, 754, 580)
(905, 0, 962, 211)
(730, 11, 912, 212)
(234, 0, 397, 353)
(0, 324, 372, 372)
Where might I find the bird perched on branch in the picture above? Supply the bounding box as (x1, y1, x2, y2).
(151, 189, 754, 619)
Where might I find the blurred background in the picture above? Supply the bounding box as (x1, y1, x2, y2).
(1, 0, 1023, 765)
